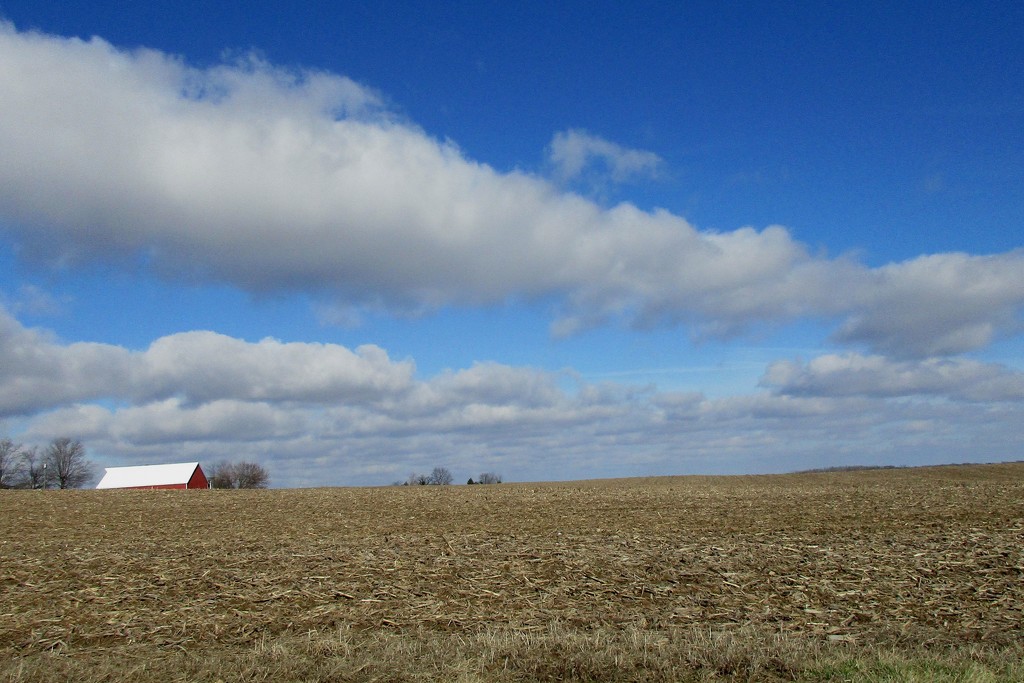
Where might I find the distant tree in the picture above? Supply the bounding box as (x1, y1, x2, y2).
(478, 472, 503, 484)
(208, 461, 236, 489)
(0, 439, 25, 489)
(405, 469, 453, 485)
(428, 467, 454, 486)
(15, 447, 43, 489)
(234, 461, 270, 489)
(45, 437, 94, 489)
(467, 477, 475, 485)
(407, 472, 429, 486)
(209, 460, 270, 489)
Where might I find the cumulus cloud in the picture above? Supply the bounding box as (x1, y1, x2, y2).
(0, 308, 133, 415)
(763, 353, 1024, 402)
(547, 128, 663, 184)
(32, 399, 306, 446)
(137, 332, 414, 405)
(831, 252, 1024, 357)
(0, 306, 414, 417)
(1, 24, 1023, 358)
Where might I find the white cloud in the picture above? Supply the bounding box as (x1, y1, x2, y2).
(136, 331, 414, 405)
(0, 309, 134, 415)
(547, 128, 663, 184)
(831, 252, 1024, 357)
(1, 23, 1023, 358)
(30, 399, 306, 446)
(0, 306, 414, 417)
(763, 353, 1024, 402)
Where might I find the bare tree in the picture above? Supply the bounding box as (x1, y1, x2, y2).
(0, 439, 25, 489)
(405, 468, 453, 486)
(45, 437, 94, 489)
(428, 467, 453, 485)
(209, 460, 269, 489)
(234, 461, 270, 489)
(208, 461, 236, 489)
(16, 447, 43, 489)
(478, 472, 503, 484)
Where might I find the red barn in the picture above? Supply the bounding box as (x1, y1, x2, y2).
(96, 462, 209, 490)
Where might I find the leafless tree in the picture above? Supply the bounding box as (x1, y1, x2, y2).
(16, 447, 43, 489)
(234, 461, 270, 489)
(428, 467, 453, 485)
(208, 461, 236, 489)
(407, 472, 429, 486)
(209, 460, 269, 489)
(45, 437, 94, 489)
(477, 472, 503, 484)
(0, 439, 25, 489)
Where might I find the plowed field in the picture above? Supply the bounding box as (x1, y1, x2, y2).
(2, 463, 1023, 680)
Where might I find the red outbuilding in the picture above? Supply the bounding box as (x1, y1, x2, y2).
(96, 462, 209, 490)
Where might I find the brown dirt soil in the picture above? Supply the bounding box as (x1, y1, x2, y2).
(2, 463, 1023, 659)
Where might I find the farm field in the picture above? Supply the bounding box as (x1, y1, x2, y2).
(2, 463, 1023, 681)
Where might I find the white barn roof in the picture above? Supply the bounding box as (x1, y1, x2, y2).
(96, 462, 202, 489)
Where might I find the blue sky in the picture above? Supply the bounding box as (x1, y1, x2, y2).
(1, 1, 1022, 487)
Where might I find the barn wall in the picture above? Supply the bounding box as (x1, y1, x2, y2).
(188, 466, 209, 490)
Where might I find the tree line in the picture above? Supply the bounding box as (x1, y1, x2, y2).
(393, 467, 503, 486)
(0, 437, 94, 489)
(401, 467, 454, 486)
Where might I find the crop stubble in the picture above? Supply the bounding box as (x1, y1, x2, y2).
(2, 463, 1022, 658)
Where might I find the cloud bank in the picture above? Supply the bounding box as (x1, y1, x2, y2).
(763, 353, 1024, 402)
(3, 307, 1022, 486)
(1, 23, 1023, 358)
